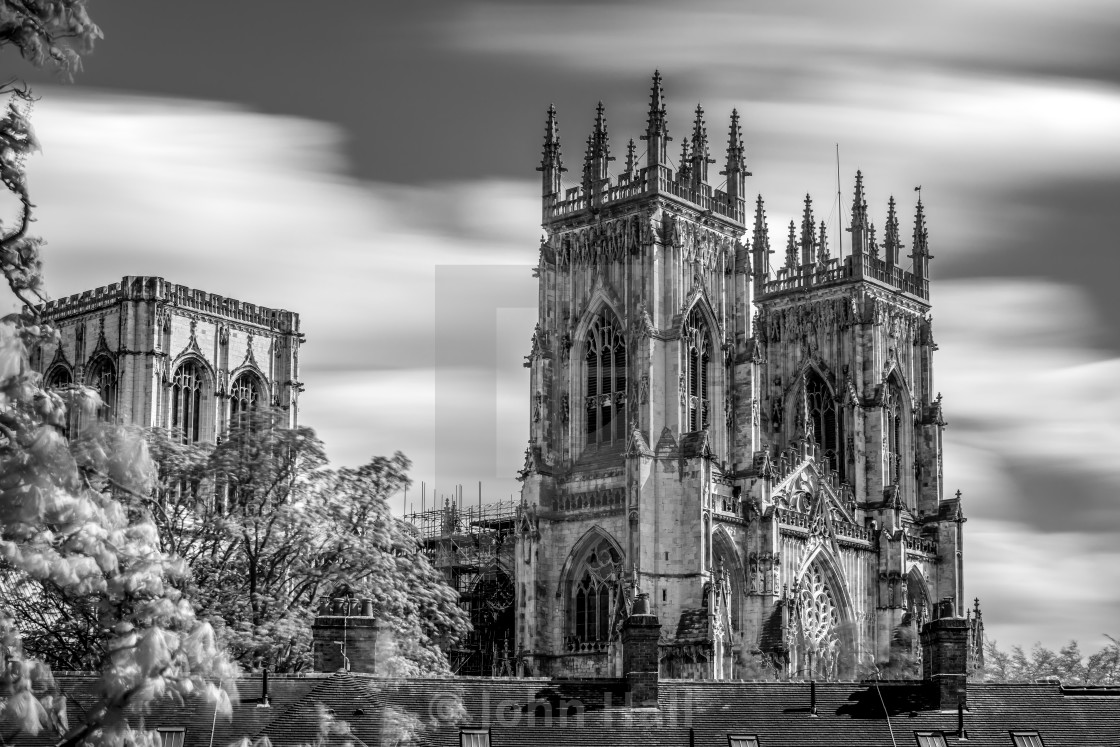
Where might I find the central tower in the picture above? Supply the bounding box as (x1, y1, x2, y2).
(516, 74, 968, 681)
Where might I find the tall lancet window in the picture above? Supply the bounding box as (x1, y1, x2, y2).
(86, 357, 117, 423)
(229, 372, 262, 425)
(806, 371, 843, 477)
(684, 306, 711, 431)
(884, 385, 903, 485)
(584, 312, 626, 447)
(172, 360, 206, 443)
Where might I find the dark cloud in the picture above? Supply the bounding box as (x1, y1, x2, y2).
(940, 177, 1120, 354)
(1001, 459, 1120, 535)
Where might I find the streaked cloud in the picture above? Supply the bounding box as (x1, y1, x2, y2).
(10, 0, 1120, 653)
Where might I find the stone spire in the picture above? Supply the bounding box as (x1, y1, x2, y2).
(689, 104, 714, 189)
(752, 195, 772, 291)
(536, 104, 564, 199)
(849, 170, 869, 258)
(883, 196, 902, 267)
(642, 70, 670, 171)
(583, 102, 614, 209)
(800, 194, 817, 269)
(722, 109, 748, 217)
(868, 221, 879, 260)
(818, 220, 830, 265)
(589, 101, 612, 181)
(910, 196, 932, 281)
(625, 138, 637, 175)
(677, 136, 693, 185)
(785, 220, 798, 272)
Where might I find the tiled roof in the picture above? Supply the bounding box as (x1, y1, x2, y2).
(7, 673, 1120, 747)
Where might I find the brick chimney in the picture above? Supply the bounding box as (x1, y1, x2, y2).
(920, 599, 968, 710)
(311, 596, 379, 673)
(621, 593, 661, 708)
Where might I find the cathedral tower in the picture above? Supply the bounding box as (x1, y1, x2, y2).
(516, 74, 962, 681)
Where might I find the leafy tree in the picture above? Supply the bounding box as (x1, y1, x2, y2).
(142, 411, 469, 675)
(1, 3, 234, 745)
(979, 636, 1120, 685)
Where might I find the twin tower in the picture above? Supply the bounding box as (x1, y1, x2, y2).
(516, 72, 972, 680)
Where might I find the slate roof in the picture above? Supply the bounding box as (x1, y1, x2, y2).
(6, 673, 1120, 747)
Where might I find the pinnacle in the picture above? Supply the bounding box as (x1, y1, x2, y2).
(646, 70, 667, 132)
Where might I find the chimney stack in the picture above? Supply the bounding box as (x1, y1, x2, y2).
(311, 595, 380, 674)
(621, 593, 661, 708)
(920, 599, 969, 710)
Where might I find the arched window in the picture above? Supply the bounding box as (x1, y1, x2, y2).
(46, 367, 72, 389)
(584, 312, 626, 447)
(684, 306, 711, 432)
(567, 535, 622, 651)
(86, 357, 117, 423)
(806, 371, 843, 477)
(884, 384, 903, 486)
(229, 371, 263, 425)
(172, 360, 207, 443)
(45, 367, 74, 437)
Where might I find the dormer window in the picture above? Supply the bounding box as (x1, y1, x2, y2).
(915, 733, 947, 747)
(1010, 733, 1044, 747)
(460, 728, 490, 747)
(157, 728, 185, 747)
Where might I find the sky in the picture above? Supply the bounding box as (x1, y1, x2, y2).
(2, 0, 1120, 654)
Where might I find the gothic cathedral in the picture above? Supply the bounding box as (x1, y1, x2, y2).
(516, 73, 967, 681)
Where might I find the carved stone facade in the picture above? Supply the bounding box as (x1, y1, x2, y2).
(34, 275, 302, 439)
(516, 74, 966, 681)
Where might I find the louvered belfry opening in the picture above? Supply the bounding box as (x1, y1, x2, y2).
(685, 305, 710, 432)
(805, 370, 843, 479)
(584, 311, 627, 447)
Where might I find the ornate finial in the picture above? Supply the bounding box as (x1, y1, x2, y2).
(642, 70, 671, 167)
(589, 101, 613, 176)
(851, 170, 867, 226)
(785, 219, 798, 271)
(625, 138, 637, 174)
(955, 489, 962, 500)
(723, 108, 748, 176)
(648, 70, 666, 127)
(752, 195, 772, 288)
(690, 103, 714, 186)
(849, 170, 869, 257)
(800, 194, 817, 268)
(677, 136, 693, 183)
(883, 196, 902, 267)
(867, 221, 879, 259)
(818, 220, 830, 264)
(542, 104, 560, 162)
(691, 104, 709, 156)
(911, 198, 930, 257)
(536, 104, 565, 197)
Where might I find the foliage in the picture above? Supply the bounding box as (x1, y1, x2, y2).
(142, 411, 469, 675)
(1, 3, 235, 746)
(978, 636, 1120, 685)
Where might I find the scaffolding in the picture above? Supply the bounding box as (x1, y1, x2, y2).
(405, 489, 519, 676)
